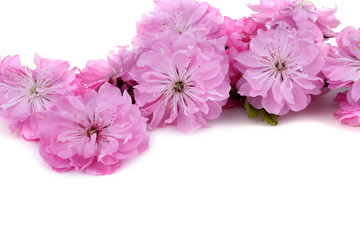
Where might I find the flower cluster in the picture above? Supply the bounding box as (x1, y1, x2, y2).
(0, 0, 358, 175)
(0, 32, 152, 175)
(0, 54, 149, 175)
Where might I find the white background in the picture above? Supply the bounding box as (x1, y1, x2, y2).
(0, 0, 359, 239)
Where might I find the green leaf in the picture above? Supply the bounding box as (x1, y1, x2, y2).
(259, 109, 279, 126)
(244, 99, 259, 119)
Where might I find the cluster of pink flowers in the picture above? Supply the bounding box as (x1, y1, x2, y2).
(1, 0, 359, 175)
(0, 54, 149, 175)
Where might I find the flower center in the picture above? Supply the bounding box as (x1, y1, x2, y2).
(299, 0, 317, 10)
(30, 86, 40, 96)
(171, 24, 186, 34)
(108, 77, 115, 85)
(86, 126, 100, 138)
(176, 28, 183, 34)
(275, 61, 287, 72)
(173, 81, 185, 93)
(169, 11, 190, 35)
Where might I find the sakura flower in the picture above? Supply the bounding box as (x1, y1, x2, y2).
(323, 26, 360, 104)
(38, 83, 149, 175)
(0, 54, 76, 141)
(134, 0, 223, 48)
(77, 46, 138, 103)
(334, 91, 360, 126)
(235, 26, 324, 115)
(249, 0, 340, 42)
(132, 35, 230, 133)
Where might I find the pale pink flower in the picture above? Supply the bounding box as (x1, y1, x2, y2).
(235, 26, 324, 115)
(249, 0, 340, 42)
(334, 91, 360, 126)
(323, 26, 360, 104)
(0, 54, 76, 141)
(133, 0, 223, 48)
(77, 46, 137, 103)
(132, 34, 230, 133)
(38, 83, 149, 175)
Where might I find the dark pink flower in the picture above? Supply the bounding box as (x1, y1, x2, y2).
(223, 17, 266, 55)
(77, 47, 138, 102)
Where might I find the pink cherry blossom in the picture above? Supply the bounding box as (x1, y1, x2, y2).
(235, 26, 324, 115)
(249, 0, 340, 42)
(132, 34, 230, 133)
(38, 83, 149, 175)
(323, 26, 360, 104)
(0, 54, 76, 141)
(334, 91, 360, 126)
(133, 0, 223, 48)
(77, 46, 138, 103)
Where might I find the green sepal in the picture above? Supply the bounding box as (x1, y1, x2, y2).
(244, 99, 259, 119)
(259, 109, 278, 126)
(243, 98, 279, 126)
